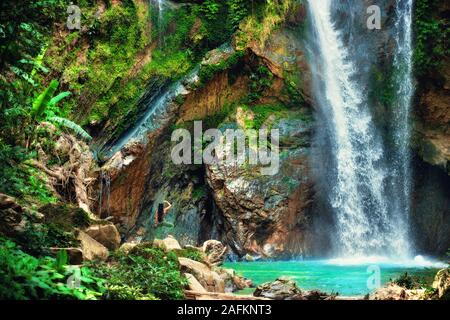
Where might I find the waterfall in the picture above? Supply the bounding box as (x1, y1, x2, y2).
(390, 0, 415, 253)
(152, 0, 165, 45)
(104, 68, 199, 157)
(307, 0, 412, 258)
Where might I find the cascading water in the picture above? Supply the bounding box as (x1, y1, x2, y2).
(104, 68, 199, 157)
(306, 0, 412, 258)
(389, 0, 415, 252)
(152, 0, 165, 45)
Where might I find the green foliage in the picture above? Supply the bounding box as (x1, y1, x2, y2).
(392, 272, 429, 290)
(0, 0, 65, 70)
(191, 186, 207, 201)
(92, 246, 187, 300)
(16, 222, 79, 257)
(246, 65, 274, 103)
(0, 142, 56, 203)
(242, 103, 289, 130)
(31, 80, 59, 120)
(198, 50, 245, 85)
(105, 284, 157, 300)
(175, 247, 204, 263)
(48, 116, 92, 142)
(0, 237, 104, 300)
(413, 0, 449, 76)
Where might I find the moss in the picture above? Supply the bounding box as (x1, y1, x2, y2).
(198, 50, 246, 85)
(413, 0, 449, 77)
(241, 103, 289, 130)
(40, 203, 91, 230)
(174, 247, 204, 262)
(191, 185, 207, 201)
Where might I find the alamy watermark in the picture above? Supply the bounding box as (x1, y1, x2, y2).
(171, 121, 280, 176)
(67, 3, 81, 30)
(367, 265, 381, 291)
(367, 5, 382, 30)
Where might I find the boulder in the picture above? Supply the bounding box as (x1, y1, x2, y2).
(369, 284, 427, 300)
(0, 193, 23, 213)
(85, 223, 121, 250)
(218, 268, 251, 293)
(118, 242, 138, 254)
(202, 240, 227, 265)
(254, 277, 303, 300)
(77, 231, 109, 261)
(433, 268, 450, 299)
(0, 193, 25, 237)
(155, 235, 182, 251)
(178, 257, 225, 293)
(185, 273, 208, 293)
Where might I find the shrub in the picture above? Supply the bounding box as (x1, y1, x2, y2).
(92, 246, 187, 300)
(175, 247, 204, 262)
(0, 237, 104, 300)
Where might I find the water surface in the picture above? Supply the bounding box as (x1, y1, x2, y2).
(224, 259, 443, 296)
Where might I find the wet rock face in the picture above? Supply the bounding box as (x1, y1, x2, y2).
(206, 116, 314, 258)
(97, 3, 315, 256)
(411, 159, 450, 255)
(414, 57, 450, 175)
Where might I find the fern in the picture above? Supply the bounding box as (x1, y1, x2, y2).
(48, 92, 71, 108)
(48, 116, 92, 142)
(31, 79, 59, 120)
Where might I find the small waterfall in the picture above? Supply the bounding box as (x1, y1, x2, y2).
(104, 68, 199, 157)
(152, 0, 166, 45)
(307, 0, 411, 258)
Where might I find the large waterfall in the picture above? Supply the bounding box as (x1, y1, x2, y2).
(307, 0, 414, 258)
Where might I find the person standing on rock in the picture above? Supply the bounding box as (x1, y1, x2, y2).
(153, 200, 173, 228)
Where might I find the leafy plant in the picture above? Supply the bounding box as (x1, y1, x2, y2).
(0, 237, 104, 300)
(31, 79, 60, 120)
(91, 246, 187, 300)
(175, 247, 204, 263)
(413, 0, 449, 76)
(48, 116, 92, 142)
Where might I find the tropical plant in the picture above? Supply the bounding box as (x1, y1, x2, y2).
(0, 237, 104, 300)
(91, 246, 187, 300)
(48, 116, 92, 142)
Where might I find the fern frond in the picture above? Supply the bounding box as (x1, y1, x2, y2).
(48, 92, 71, 108)
(31, 79, 59, 120)
(48, 116, 92, 142)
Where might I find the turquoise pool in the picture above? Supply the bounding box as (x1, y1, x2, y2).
(224, 257, 446, 296)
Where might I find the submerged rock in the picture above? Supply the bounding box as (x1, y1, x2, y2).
(254, 278, 303, 300)
(254, 277, 336, 300)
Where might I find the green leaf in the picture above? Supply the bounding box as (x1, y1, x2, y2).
(47, 92, 71, 108)
(31, 79, 59, 120)
(48, 116, 92, 142)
